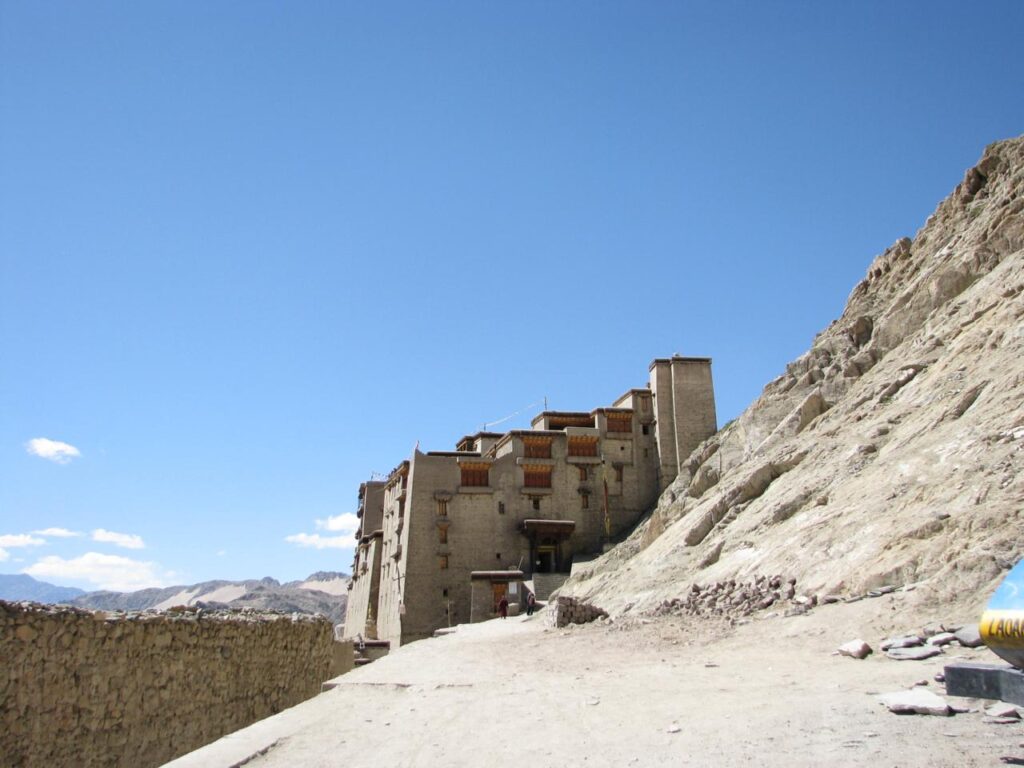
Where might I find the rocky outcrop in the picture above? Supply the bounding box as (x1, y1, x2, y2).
(566, 136, 1024, 617)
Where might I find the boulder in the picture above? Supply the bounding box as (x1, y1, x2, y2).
(954, 624, 984, 648)
(837, 639, 873, 659)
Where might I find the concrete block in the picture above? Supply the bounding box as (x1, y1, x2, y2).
(944, 662, 1024, 706)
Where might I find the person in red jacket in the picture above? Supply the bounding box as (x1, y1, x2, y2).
(498, 596, 509, 619)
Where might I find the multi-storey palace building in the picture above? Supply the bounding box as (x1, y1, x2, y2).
(344, 355, 716, 647)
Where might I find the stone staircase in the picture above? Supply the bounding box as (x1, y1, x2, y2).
(532, 572, 570, 601)
(353, 638, 390, 667)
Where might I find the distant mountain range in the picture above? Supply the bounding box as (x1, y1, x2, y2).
(0, 573, 86, 604)
(0, 572, 350, 625)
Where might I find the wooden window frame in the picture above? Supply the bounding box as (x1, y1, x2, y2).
(607, 413, 633, 433)
(523, 465, 552, 488)
(460, 463, 490, 487)
(568, 437, 599, 458)
(523, 436, 553, 459)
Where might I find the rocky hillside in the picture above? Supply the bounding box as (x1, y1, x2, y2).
(70, 572, 350, 624)
(567, 136, 1024, 619)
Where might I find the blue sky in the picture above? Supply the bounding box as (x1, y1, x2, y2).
(1, 2, 1022, 591)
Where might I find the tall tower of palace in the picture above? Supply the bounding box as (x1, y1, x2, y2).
(649, 355, 717, 489)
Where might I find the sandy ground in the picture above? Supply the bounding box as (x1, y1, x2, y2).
(165, 598, 1024, 768)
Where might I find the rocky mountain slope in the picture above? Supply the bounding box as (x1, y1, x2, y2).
(567, 136, 1024, 619)
(69, 572, 350, 624)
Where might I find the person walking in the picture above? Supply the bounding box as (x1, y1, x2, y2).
(526, 592, 537, 616)
(498, 596, 509, 619)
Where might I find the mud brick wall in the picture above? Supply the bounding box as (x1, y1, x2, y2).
(0, 601, 335, 768)
(552, 595, 608, 627)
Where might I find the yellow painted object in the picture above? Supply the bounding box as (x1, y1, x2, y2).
(981, 560, 1024, 669)
(980, 611, 1024, 668)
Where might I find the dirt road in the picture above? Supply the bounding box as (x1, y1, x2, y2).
(165, 598, 1023, 767)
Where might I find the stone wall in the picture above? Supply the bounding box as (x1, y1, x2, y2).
(1, 600, 337, 768)
(552, 595, 608, 627)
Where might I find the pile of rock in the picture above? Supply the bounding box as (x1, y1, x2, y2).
(552, 596, 608, 628)
(652, 575, 814, 619)
(881, 624, 983, 660)
(837, 623, 984, 662)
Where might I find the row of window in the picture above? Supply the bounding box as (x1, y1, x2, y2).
(459, 463, 623, 488)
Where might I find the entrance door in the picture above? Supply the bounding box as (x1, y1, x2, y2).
(536, 536, 559, 573)
(536, 545, 556, 573)
(492, 582, 507, 613)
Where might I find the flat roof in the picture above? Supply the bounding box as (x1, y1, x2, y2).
(649, 355, 712, 370)
(612, 387, 652, 404)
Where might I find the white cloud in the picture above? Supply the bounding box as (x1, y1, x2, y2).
(285, 533, 351, 550)
(216, 549, 226, 557)
(91, 529, 145, 550)
(32, 527, 82, 538)
(0, 534, 46, 548)
(25, 438, 81, 464)
(0, 548, 8, 562)
(314, 513, 360, 537)
(24, 552, 168, 591)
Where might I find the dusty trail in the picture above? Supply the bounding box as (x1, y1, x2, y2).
(166, 597, 1024, 768)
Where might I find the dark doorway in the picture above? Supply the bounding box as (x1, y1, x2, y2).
(536, 538, 558, 573)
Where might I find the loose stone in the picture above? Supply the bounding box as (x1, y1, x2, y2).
(986, 703, 1022, 719)
(877, 689, 952, 716)
(954, 624, 984, 648)
(881, 634, 924, 651)
(837, 639, 873, 659)
(886, 646, 943, 661)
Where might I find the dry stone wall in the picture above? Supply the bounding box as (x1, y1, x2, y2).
(1, 600, 336, 768)
(552, 596, 608, 627)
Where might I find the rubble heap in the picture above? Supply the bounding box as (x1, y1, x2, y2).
(651, 575, 818, 619)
